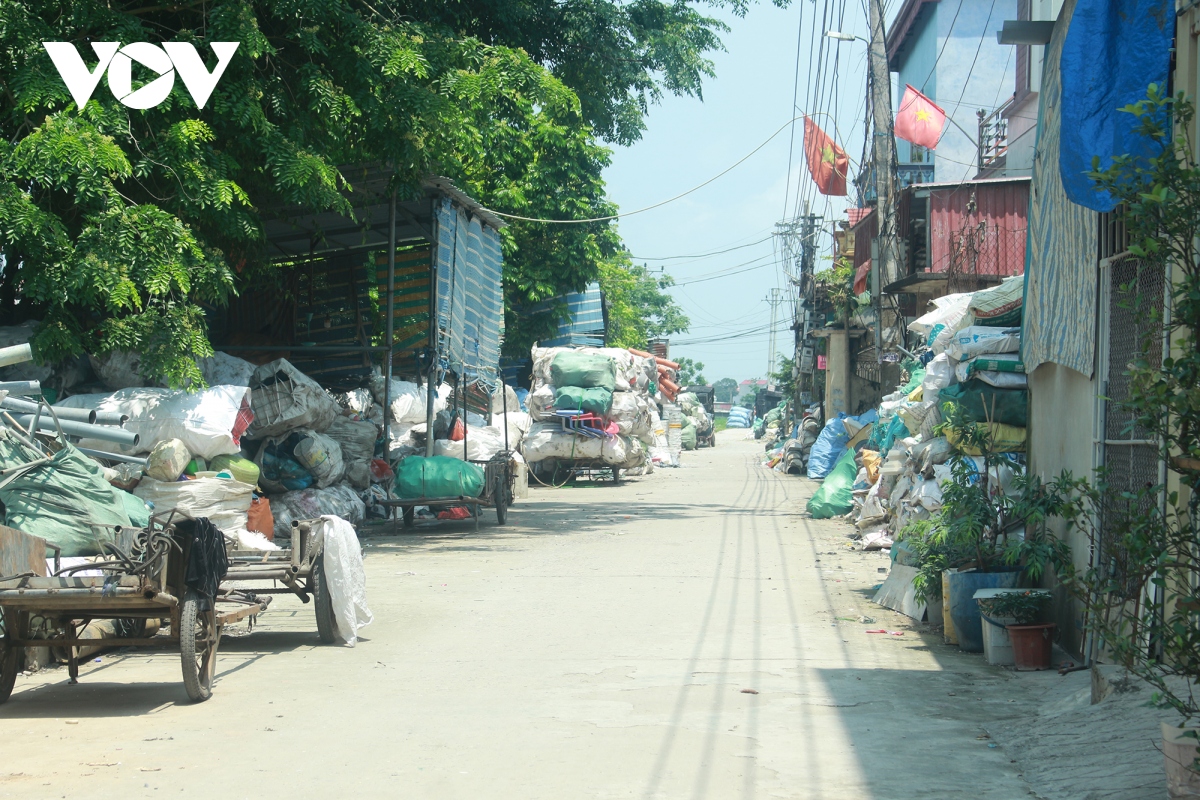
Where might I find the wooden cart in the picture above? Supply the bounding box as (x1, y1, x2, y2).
(0, 519, 269, 704)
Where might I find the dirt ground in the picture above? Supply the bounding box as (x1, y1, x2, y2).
(0, 431, 1166, 798)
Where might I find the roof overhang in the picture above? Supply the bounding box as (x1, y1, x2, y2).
(261, 170, 504, 261)
(997, 20, 1055, 45)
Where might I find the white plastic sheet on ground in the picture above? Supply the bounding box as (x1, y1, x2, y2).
(133, 477, 254, 533)
(58, 385, 253, 460)
(313, 515, 373, 647)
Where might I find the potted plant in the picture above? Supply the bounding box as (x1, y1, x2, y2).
(976, 589, 1051, 666)
(981, 590, 1054, 669)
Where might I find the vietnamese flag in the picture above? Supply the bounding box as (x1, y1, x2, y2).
(804, 116, 849, 196)
(894, 85, 947, 150)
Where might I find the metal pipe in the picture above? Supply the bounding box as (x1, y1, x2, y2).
(385, 183, 397, 454)
(13, 415, 140, 447)
(0, 343, 33, 368)
(1, 396, 96, 424)
(145, 591, 178, 606)
(0, 381, 42, 396)
(75, 447, 147, 466)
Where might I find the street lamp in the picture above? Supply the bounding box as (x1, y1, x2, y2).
(826, 30, 869, 44)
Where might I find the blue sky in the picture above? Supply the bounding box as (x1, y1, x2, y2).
(603, 1, 871, 384)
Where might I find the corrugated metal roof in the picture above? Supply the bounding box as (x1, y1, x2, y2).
(925, 180, 1029, 278)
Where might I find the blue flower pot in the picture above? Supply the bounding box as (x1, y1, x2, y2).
(947, 568, 1023, 652)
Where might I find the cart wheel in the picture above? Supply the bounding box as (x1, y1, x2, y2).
(403, 506, 415, 528)
(495, 477, 509, 525)
(180, 591, 215, 703)
(611, 467, 621, 485)
(0, 609, 25, 704)
(313, 554, 338, 645)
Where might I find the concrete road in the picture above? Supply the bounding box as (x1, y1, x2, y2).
(1, 431, 1045, 799)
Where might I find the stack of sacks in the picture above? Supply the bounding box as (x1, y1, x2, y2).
(727, 406, 752, 428)
(678, 392, 711, 436)
(523, 347, 653, 470)
(368, 372, 452, 455)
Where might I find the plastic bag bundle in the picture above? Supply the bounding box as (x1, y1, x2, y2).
(249, 359, 340, 438)
(945, 326, 1021, 361)
(293, 431, 345, 488)
(59, 385, 254, 460)
(394, 456, 486, 499)
(271, 484, 366, 538)
(145, 438, 191, 482)
(134, 476, 254, 533)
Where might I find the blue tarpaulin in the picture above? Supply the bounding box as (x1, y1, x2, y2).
(1059, 0, 1173, 211)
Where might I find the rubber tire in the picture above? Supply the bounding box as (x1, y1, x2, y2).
(611, 468, 621, 485)
(402, 506, 415, 528)
(0, 610, 23, 704)
(180, 591, 214, 703)
(495, 476, 509, 525)
(313, 555, 338, 645)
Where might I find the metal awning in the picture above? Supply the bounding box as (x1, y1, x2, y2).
(261, 170, 504, 259)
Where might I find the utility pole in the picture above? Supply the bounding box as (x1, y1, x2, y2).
(765, 287, 784, 381)
(868, 0, 900, 359)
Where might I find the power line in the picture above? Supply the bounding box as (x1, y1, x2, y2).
(628, 234, 774, 261)
(480, 115, 807, 224)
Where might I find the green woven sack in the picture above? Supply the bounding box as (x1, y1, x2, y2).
(939, 380, 1028, 427)
(394, 456, 485, 500)
(550, 352, 617, 392)
(554, 385, 614, 415)
(209, 454, 261, 486)
(681, 418, 698, 450)
(806, 449, 858, 519)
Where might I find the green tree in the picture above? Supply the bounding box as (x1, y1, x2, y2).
(713, 377, 738, 403)
(676, 356, 706, 385)
(769, 353, 794, 401)
(597, 258, 689, 351)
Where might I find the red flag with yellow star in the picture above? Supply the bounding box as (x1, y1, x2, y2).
(803, 116, 848, 196)
(894, 85, 947, 151)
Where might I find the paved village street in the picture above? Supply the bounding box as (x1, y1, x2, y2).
(0, 432, 1126, 800)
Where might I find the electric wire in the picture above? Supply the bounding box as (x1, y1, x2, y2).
(479, 115, 807, 224)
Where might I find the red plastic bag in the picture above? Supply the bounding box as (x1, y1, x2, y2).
(437, 506, 472, 520)
(449, 418, 465, 441)
(247, 496, 274, 540)
(369, 458, 394, 483)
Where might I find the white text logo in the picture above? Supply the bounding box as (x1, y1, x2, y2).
(42, 41, 240, 110)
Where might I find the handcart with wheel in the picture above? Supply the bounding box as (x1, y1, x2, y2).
(385, 449, 515, 530)
(220, 517, 341, 644)
(0, 517, 270, 704)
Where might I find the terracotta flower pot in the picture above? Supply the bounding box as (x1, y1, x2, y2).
(1006, 623, 1055, 670)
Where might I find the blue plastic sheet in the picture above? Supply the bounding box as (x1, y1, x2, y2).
(1059, 0, 1173, 211)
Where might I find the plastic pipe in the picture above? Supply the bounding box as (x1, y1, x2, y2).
(2, 396, 96, 424)
(0, 381, 42, 396)
(0, 343, 33, 368)
(13, 414, 140, 447)
(76, 447, 148, 466)
(93, 410, 129, 427)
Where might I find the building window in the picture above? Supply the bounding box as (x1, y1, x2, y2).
(910, 144, 927, 163)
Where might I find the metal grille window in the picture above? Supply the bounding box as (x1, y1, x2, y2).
(1095, 252, 1166, 598)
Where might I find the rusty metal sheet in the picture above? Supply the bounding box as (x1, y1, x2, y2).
(0, 525, 47, 578)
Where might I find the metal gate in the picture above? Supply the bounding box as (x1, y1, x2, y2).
(1094, 251, 1166, 598)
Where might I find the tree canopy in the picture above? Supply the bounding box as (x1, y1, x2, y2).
(0, 0, 774, 385)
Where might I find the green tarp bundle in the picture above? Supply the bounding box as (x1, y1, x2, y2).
(554, 386, 614, 415)
(0, 439, 140, 557)
(806, 448, 858, 519)
(550, 352, 617, 392)
(394, 455, 485, 500)
(939, 379, 1028, 427)
(681, 418, 697, 450)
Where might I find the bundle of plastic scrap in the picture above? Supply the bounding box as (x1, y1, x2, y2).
(727, 406, 752, 428)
